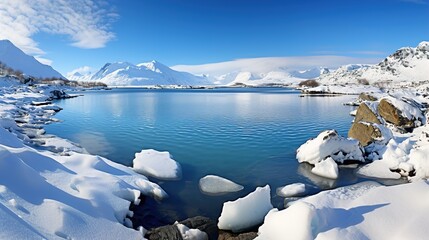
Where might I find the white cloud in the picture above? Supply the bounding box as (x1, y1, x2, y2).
(0, 0, 116, 64)
(172, 56, 382, 75)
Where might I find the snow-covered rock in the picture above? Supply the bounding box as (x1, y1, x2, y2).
(296, 130, 365, 165)
(276, 183, 307, 198)
(199, 175, 243, 195)
(133, 149, 182, 180)
(311, 157, 339, 179)
(175, 222, 208, 240)
(0, 40, 64, 79)
(218, 185, 273, 233)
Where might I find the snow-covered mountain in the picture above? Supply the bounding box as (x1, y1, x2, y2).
(172, 56, 379, 86)
(317, 41, 429, 85)
(0, 40, 64, 79)
(69, 61, 212, 86)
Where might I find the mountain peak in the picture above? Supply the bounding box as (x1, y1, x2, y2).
(0, 39, 64, 79)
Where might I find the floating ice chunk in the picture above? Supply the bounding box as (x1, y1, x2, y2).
(296, 130, 364, 164)
(132, 149, 182, 180)
(218, 185, 273, 233)
(199, 175, 243, 195)
(276, 183, 306, 198)
(175, 222, 208, 240)
(311, 157, 339, 179)
(255, 202, 315, 240)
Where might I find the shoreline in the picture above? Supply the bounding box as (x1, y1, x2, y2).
(2, 81, 429, 239)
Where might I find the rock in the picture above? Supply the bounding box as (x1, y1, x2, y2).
(146, 216, 217, 240)
(378, 99, 415, 128)
(349, 122, 383, 146)
(354, 103, 381, 124)
(146, 225, 183, 240)
(180, 216, 217, 240)
(49, 90, 69, 100)
(218, 230, 258, 240)
(359, 93, 378, 101)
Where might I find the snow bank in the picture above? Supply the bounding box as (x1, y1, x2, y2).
(311, 157, 339, 179)
(133, 149, 182, 180)
(255, 202, 316, 240)
(218, 185, 273, 233)
(199, 175, 243, 195)
(276, 183, 306, 198)
(0, 81, 167, 239)
(257, 181, 429, 240)
(296, 130, 364, 164)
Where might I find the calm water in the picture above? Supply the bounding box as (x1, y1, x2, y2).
(46, 88, 362, 227)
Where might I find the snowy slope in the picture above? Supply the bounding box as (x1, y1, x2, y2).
(0, 40, 64, 79)
(69, 61, 212, 86)
(318, 41, 429, 85)
(172, 56, 380, 86)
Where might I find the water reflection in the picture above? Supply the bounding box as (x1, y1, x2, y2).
(73, 132, 112, 156)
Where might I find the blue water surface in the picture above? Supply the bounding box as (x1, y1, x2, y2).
(46, 88, 361, 226)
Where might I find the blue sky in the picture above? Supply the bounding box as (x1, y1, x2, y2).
(0, 0, 428, 75)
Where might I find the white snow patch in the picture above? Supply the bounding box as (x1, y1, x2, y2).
(199, 175, 243, 195)
(311, 157, 339, 179)
(276, 183, 306, 198)
(218, 185, 273, 233)
(133, 149, 182, 180)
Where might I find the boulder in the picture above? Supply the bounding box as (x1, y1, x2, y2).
(378, 99, 415, 128)
(348, 122, 383, 146)
(359, 93, 378, 101)
(354, 103, 381, 124)
(146, 225, 183, 240)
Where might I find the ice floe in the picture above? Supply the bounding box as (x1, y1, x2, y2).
(199, 175, 244, 195)
(133, 149, 182, 180)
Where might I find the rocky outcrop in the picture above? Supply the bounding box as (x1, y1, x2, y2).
(354, 103, 381, 124)
(378, 99, 415, 128)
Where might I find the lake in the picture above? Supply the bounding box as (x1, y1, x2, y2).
(45, 87, 363, 227)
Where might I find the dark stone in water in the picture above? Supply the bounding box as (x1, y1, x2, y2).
(218, 230, 258, 240)
(146, 225, 183, 240)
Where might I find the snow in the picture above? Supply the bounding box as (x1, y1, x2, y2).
(311, 157, 339, 179)
(303, 85, 382, 95)
(296, 130, 365, 165)
(382, 96, 425, 125)
(175, 222, 208, 240)
(0, 80, 168, 239)
(276, 183, 306, 197)
(255, 202, 315, 240)
(218, 185, 273, 233)
(132, 149, 182, 180)
(199, 175, 244, 195)
(0, 40, 64, 79)
(257, 181, 429, 240)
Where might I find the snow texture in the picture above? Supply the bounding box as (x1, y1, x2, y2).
(199, 175, 244, 195)
(133, 149, 182, 180)
(175, 222, 208, 240)
(218, 185, 273, 233)
(311, 157, 339, 179)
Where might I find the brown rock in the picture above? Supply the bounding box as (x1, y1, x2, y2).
(354, 103, 381, 124)
(218, 230, 258, 240)
(348, 122, 382, 146)
(359, 93, 378, 101)
(378, 99, 414, 128)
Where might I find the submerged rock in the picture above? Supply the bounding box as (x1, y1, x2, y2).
(218, 231, 258, 240)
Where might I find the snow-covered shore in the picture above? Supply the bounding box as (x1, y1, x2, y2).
(0, 78, 168, 239)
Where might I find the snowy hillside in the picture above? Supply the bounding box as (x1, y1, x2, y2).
(318, 41, 429, 85)
(172, 56, 379, 86)
(69, 61, 212, 86)
(0, 40, 64, 79)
